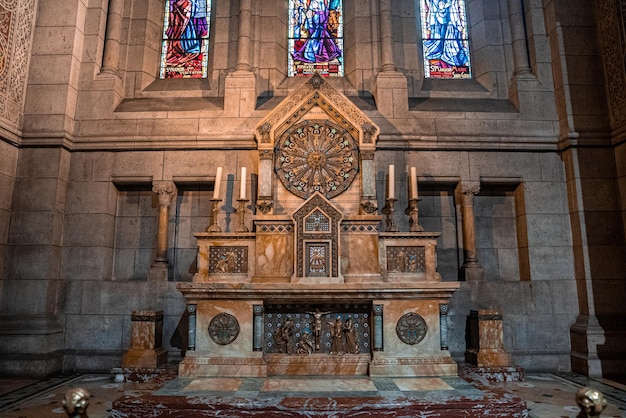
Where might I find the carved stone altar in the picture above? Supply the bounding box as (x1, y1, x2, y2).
(177, 74, 459, 378)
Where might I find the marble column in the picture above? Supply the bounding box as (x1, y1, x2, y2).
(373, 305, 384, 351)
(187, 305, 197, 352)
(374, 0, 408, 117)
(256, 150, 274, 214)
(439, 304, 449, 351)
(224, 0, 256, 116)
(152, 181, 177, 265)
(507, 0, 532, 76)
(101, 0, 123, 74)
(360, 150, 378, 214)
(253, 305, 264, 352)
(456, 181, 485, 281)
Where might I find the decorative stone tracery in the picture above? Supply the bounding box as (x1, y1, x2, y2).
(275, 119, 359, 200)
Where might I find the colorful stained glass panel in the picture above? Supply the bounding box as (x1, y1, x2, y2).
(420, 0, 471, 79)
(288, 0, 344, 77)
(160, 0, 211, 79)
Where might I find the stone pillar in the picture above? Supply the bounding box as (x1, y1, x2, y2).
(439, 304, 449, 351)
(373, 0, 408, 118)
(224, 0, 256, 116)
(373, 305, 384, 351)
(456, 181, 485, 281)
(122, 310, 167, 368)
(187, 305, 197, 352)
(0, 148, 70, 377)
(507, 0, 531, 76)
(360, 150, 378, 214)
(235, 0, 252, 72)
(101, 0, 123, 74)
(378, 0, 396, 73)
(256, 150, 274, 214)
(253, 305, 264, 352)
(152, 181, 177, 265)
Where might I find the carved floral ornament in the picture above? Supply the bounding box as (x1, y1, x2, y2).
(208, 313, 240, 345)
(275, 119, 359, 199)
(396, 312, 428, 345)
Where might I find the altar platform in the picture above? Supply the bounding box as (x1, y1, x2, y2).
(111, 374, 528, 417)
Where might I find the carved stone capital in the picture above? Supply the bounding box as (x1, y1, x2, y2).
(152, 181, 178, 207)
(456, 181, 480, 205)
(360, 198, 378, 214)
(362, 122, 378, 144)
(258, 122, 272, 143)
(256, 197, 274, 214)
(259, 150, 273, 160)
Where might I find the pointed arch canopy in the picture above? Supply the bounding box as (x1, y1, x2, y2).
(254, 74, 379, 153)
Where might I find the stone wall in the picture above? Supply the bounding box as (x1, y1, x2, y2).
(0, 141, 18, 301)
(0, 0, 624, 377)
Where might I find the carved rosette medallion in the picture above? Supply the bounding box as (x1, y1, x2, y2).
(396, 313, 428, 345)
(275, 120, 359, 199)
(208, 313, 240, 345)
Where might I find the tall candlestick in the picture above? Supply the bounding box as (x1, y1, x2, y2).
(213, 167, 222, 199)
(240, 167, 247, 200)
(388, 165, 395, 199)
(410, 166, 418, 199)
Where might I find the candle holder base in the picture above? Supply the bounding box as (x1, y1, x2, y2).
(405, 198, 424, 232)
(236, 199, 249, 233)
(382, 198, 399, 232)
(207, 199, 222, 233)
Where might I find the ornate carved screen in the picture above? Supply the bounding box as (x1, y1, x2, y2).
(292, 194, 343, 278)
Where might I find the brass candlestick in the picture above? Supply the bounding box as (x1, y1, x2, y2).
(207, 198, 222, 233)
(406, 198, 424, 232)
(236, 199, 249, 233)
(382, 198, 399, 232)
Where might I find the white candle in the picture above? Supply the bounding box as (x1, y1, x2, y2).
(388, 165, 395, 199)
(240, 167, 247, 200)
(213, 167, 222, 199)
(410, 166, 418, 199)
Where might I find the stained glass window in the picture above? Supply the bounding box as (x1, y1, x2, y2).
(420, 0, 471, 79)
(160, 0, 211, 79)
(288, 0, 344, 77)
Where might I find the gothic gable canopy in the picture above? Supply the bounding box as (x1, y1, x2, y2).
(254, 73, 379, 153)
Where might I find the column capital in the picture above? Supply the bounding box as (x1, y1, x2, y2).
(457, 181, 481, 195)
(152, 181, 178, 207)
(456, 181, 480, 205)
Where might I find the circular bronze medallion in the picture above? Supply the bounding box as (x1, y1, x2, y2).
(396, 312, 428, 345)
(275, 120, 359, 199)
(208, 313, 240, 345)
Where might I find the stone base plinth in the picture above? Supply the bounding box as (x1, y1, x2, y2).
(369, 356, 458, 377)
(465, 310, 513, 369)
(460, 265, 485, 281)
(465, 348, 512, 368)
(122, 310, 167, 369)
(122, 347, 168, 369)
(266, 354, 370, 376)
(178, 355, 268, 378)
(458, 362, 525, 383)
